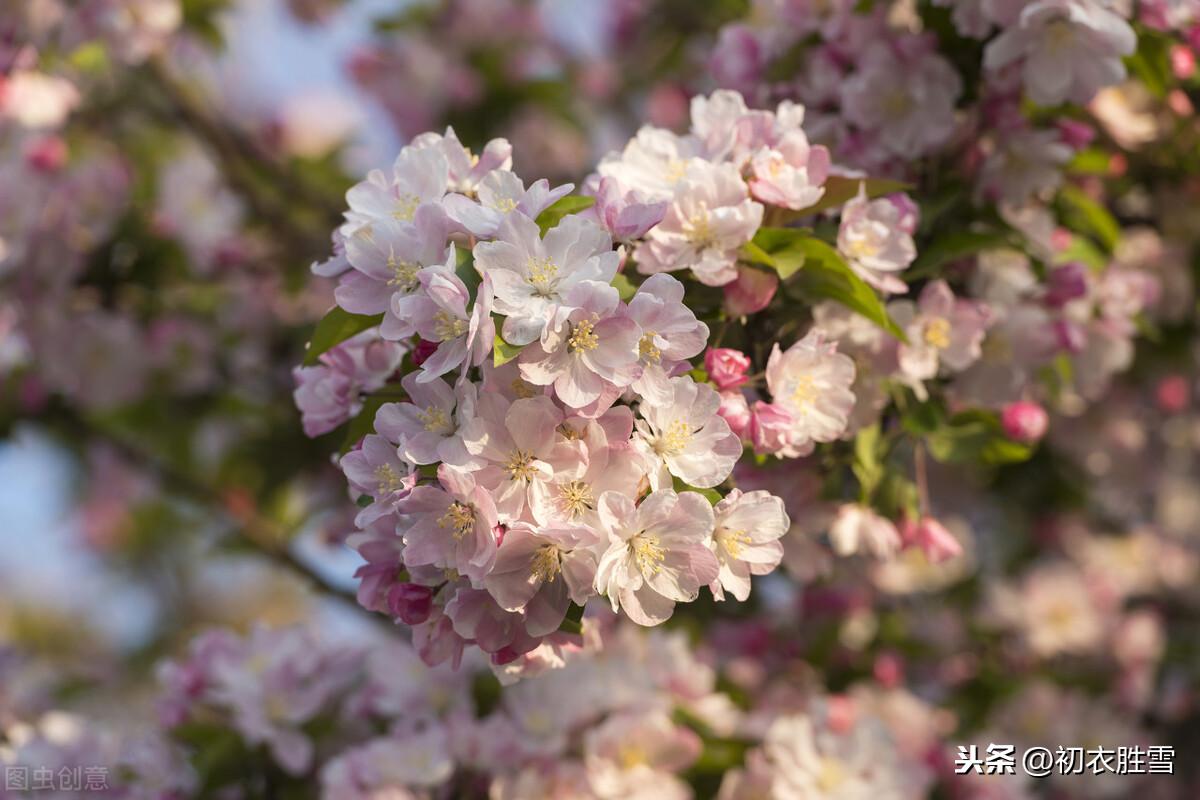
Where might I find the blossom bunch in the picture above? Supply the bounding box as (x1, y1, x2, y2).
(301, 119, 808, 665)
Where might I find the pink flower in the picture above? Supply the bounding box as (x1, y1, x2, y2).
(717, 391, 753, 439)
(624, 273, 709, 404)
(984, 0, 1136, 106)
(390, 248, 494, 381)
(749, 401, 811, 458)
(442, 170, 574, 237)
(397, 465, 500, 583)
(765, 329, 857, 446)
(374, 372, 476, 466)
(723, 263, 778, 317)
(339, 434, 414, 526)
(901, 516, 963, 564)
(637, 160, 764, 287)
(460, 394, 586, 523)
(709, 489, 789, 601)
(337, 203, 448, 319)
(633, 376, 742, 490)
(890, 280, 993, 391)
(474, 212, 619, 346)
(748, 130, 831, 210)
(1000, 400, 1049, 442)
(593, 489, 719, 626)
(585, 711, 701, 799)
(593, 176, 668, 241)
(704, 347, 751, 391)
(518, 282, 642, 409)
(292, 331, 404, 437)
(837, 185, 916, 295)
(828, 504, 901, 558)
(484, 522, 599, 636)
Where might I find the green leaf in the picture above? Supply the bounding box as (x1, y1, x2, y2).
(852, 423, 884, 497)
(303, 307, 384, 366)
(740, 234, 806, 279)
(493, 332, 524, 367)
(776, 232, 907, 341)
(908, 229, 1015, 279)
(535, 195, 596, 235)
(785, 175, 910, 218)
(1056, 184, 1120, 253)
(924, 411, 1034, 465)
(611, 271, 638, 301)
(339, 394, 392, 454)
(558, 602, 586, 635)
(454, 246, 481, 298)
(672, 475, 724, 505)
(1067, 147, 1115, 176)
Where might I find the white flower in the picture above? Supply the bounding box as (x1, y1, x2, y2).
(595, 126, 705, 201)
(836, 186, 916, 295)
(709, 489, 789, 601)
(633, 376, 743, 490)
(594, 490, 719, 626)
(341, 144, 449, 237)
(473, 212, 619, 345)
(442, 170, 573, 237)
(828, 504, 901, 559)
(636, 160, 763, 287)
(765, 329, 857, 446)
(623, 273, 710, 405)
(984, 0, 1136, 107)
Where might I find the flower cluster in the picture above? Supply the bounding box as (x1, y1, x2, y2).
(302, 121, 800, 664)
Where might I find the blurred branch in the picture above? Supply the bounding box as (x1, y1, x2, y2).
(48, 409, 372, 617)
(137, 58, 344, 260)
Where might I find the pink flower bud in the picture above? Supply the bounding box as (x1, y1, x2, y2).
(1056, 119, 1095, 150)
(717, 391, 752, 439)
(24, 135, 67, 173)
(705, 347, 751, 390)
(886, 193, 920, 235)
(1156, 374, 1190, 413)
(387, 583, 434, 625)
(411, 338, 438, 366)
(905, 516, 962, 564)
(724, 264, 778, 317)
(825, 695, 857, 734)
(1171, 44, 1196, 79)
(1001, 401, 1049, 443)
(873, 651, 904, 689)
(594, 177, 667, 242)
(1043, 262, 1089, 307)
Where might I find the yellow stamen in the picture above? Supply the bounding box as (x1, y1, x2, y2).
(492, 197, 518, 213)
(530, 544, 562, 583)
(717, 528, 752, 559)
(558, 480, 595, 518)
(638, 330, 662, 363)
(416, 405, 450, 433)
(433, 310, 468, 341)
(630, 534, 666, 575)
(922, 317, 951, 350)
(437, 502, 475, 539)
(393, 194, 420, 222)
(654, 419, 691, 456)
(526, 256, 559, 297)
(568, 316, 599, 353)
(504, 449, 537, 482)
(790, 374, 817, 407)
(374, 463, 406, 494)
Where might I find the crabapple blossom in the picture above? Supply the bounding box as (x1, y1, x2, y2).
(633, 376, 742, 490)
(517, 281, 642, 409)
(704, 347, 751, 391)
(747, 129, 831, 210)
(533, 410, 643, 527)
(396, 464, 500, 583)
(591, 175, 668, 241)
(341, 143, 449, 237)
(374, 372, 476, 466)
(889, 280, 992, 392)
(828, 503, 902, 559)
(901, 516, 964, 564)
(837, 186, 916, 295)
(595, 125, 705, 200)
(484, 522, 600, 636)
(584, 711, 701, 800)
(723, 263, 778, 317)
(460, 394, 586, 523)
(636, 160, 763, 287)
(594, 490, 720, 626)
(765, 329, 857, 446)
(708, 489, 789, 601)
(1001, 400, 1050, 444)
(337, 203, 448, 319)
(339, 434, 414, 526)
(411, 126, 512, 195)
(984, 0, 1137, 107)
(389, 248, 494, 381)
(623, 273, 709, 403)
(292, 331, 404, 437)
(320, 728, 454, 799)
(474, 211, 619, 345)
(442, 169, 573, 237)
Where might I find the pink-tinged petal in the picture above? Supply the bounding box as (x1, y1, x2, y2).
(334, 271, 390, 315)
(621, 583, 677, 626)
